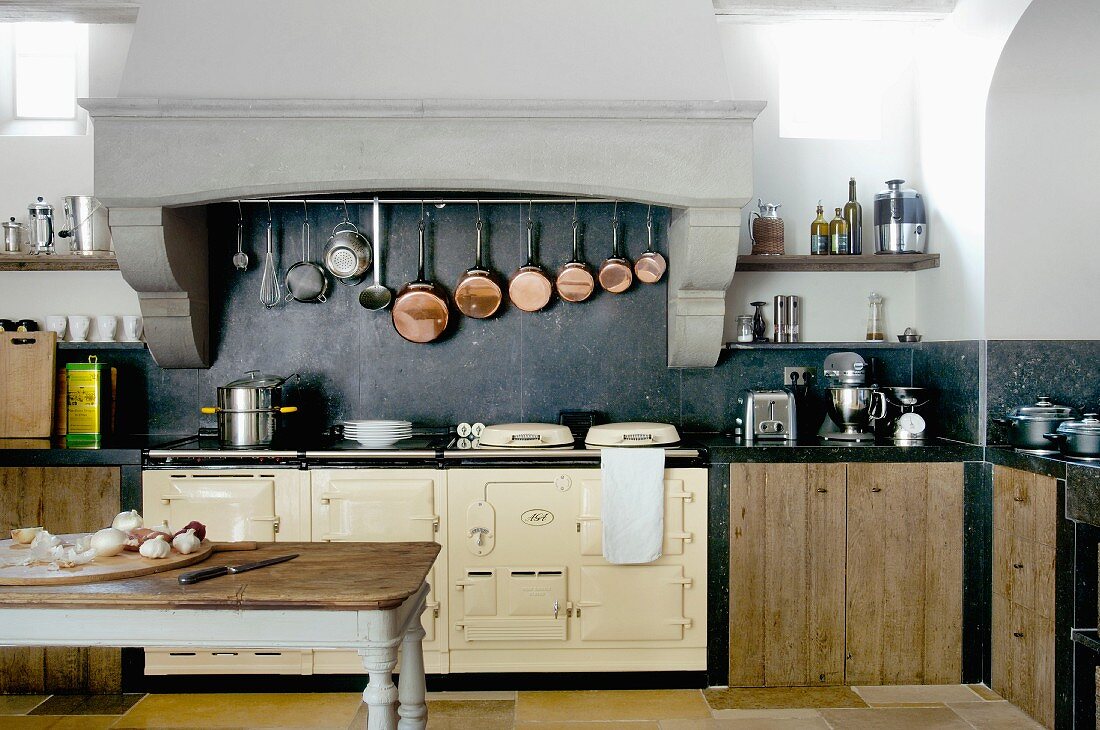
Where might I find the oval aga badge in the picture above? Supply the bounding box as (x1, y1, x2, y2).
(520, 509, 555, 527)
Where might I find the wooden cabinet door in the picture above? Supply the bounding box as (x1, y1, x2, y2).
(0, 467, 121, 693)
(729, 463, 846, 686)
(845, 462, 963, 685)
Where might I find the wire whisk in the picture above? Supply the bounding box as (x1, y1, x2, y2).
(259, 201, 282, 308)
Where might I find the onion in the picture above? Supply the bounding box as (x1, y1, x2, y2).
(89, 527, 128, 557)
(111, 510, 143, 533)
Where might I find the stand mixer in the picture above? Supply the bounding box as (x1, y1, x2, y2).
(821, 352, 884, 442)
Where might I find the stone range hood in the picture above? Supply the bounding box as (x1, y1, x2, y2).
(81, 97, 764, 368)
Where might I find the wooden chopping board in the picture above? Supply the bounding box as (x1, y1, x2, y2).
(0, 534, 214, 585)
(0, 331, 56, 438)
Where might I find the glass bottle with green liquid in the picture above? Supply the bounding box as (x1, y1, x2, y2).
(810, 201, 829, 255)
(829, 207, 849, 254)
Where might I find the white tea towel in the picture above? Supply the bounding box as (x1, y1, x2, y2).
(601, 447, 665, 564)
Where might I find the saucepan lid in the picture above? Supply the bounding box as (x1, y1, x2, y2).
(479, 423, 574, 448)
(1057, 414, 1100, 435)
(1007, 396, 1076, 421)
(224, 371, 289, 389)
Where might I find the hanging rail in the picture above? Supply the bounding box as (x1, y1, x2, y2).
(232, 197, 623, 206)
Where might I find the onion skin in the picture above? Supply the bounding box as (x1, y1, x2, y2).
(172, 521, 207, 542)
(123, 527, 173, 551)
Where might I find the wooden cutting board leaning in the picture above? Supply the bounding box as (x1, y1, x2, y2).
(0, 331, 56, 437)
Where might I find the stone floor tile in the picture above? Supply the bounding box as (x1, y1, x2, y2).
(819, 707, 973, 729)
(114, 693, 362, 728)
(705, 687, 867, 711)
(711, 708, 828, 720)
(47, 716, 118, 729)
(967, 684, 1005, 701)
(662, 717, 830, 729)
(0, 696, 49, 715)
(515, 690, 710, 722)
(852, 684, 983, 706)
(0, 718, 57, 729)
(347, 698, 515, 730)
(424, 691, 515, 701)
(29, 695, 143, 716)
(947, 701, 1043, 729)
(515, 723, 659, 729)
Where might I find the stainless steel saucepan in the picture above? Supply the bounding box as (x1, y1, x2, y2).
(201, 371, 299, 448)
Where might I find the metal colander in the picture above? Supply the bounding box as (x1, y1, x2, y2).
(322, 221, 372, 283)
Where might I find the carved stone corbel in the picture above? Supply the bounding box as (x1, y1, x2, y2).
(107, 206, 209, 367)
(667, 207, 742, 367)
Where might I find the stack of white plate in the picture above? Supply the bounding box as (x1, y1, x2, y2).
(342, 420, 413, 447)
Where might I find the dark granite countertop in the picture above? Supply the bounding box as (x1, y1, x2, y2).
(696, 433, 984, 464)
(0, 434, 188, 467)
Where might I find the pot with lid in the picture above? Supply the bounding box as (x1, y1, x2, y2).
(992, 396, 1078, 453)
(874, 179, 926, 254)
(1044, 413, 1100, 460)
(201, 371, 299, 448)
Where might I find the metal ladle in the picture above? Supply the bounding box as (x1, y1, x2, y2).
(359, 196, 393, 311)
(233, 200, 248, 271)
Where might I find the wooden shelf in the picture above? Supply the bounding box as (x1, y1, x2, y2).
(737, 254, 939, 273)
(0, 254, 119, 272)
(58, 342, 146, 351)
(725, 341, 921, 351)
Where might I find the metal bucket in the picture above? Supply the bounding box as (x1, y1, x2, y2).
(61, 196, 112, 255)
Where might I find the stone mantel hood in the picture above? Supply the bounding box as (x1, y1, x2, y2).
(82, 96, 764, 368)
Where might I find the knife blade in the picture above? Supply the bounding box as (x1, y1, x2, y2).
(178, 554, 299, 585)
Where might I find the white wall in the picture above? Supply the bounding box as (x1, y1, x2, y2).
(985, 0, 1100, 340)
(0, 24, 139, 338)
(718, 21, 920, 342)
(120, 0, 731, 101)
(913, 0, 1033, 341)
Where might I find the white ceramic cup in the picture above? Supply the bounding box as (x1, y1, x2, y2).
(95, 315, 117, 342)
(68, 315, 90, 342)
(122, 315, 143, 342)
(45, 315, 67, 340)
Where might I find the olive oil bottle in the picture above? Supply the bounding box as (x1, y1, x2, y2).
(829, 207, 849, 254)
(843, 177, 863, 254)
(810, 202, 829, 255)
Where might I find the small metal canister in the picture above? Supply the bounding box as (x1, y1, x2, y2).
(2, 217, 24, 253)
(66, 355, 108, 443)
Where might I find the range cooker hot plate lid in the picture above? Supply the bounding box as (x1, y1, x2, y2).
(585, 422, 680, 447)
(478, 423, 575, 448)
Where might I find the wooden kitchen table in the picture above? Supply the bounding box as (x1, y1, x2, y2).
(0, 541, 439, 730)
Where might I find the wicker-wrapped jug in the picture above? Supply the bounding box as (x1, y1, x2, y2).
(750, 199, 785, 256)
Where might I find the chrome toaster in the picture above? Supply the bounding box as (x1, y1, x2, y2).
(737, 388, 798, 441)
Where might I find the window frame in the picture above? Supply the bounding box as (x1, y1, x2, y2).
(0, 22, 90, 137)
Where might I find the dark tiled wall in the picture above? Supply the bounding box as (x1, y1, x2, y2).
(985, 339, 1100, 446)
(913, 340, 983, 444)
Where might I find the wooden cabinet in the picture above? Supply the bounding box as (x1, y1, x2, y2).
(0, 467, 121, 693)
(728, 462, 964, 688)
(991, 466, 1057, 728)
(729, 463, 846, 686)
(845, 462, 964, 685)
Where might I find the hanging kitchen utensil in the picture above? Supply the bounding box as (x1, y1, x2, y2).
(392, 203, 450, 343)
(232, 200, 248, 271)
(556, 201, 595, 303)
(454, 201, 503, 319)
(258, 201, 282, 309)
(284, 201, 328, 304)
(598, 202, 632, 294)
(359, 196, 393, 311)
(634, 205, 666, 284)
(508, 202, 554, 312)
(323, 200, 372, 285)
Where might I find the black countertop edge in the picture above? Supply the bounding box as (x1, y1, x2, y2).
(0, 434, 190, 467)
(984, 445, 1078, 480)
(699, 434, 984, 464)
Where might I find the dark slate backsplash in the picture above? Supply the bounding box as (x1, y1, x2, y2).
(985, 339, 1100, 446)
(913, 340, 982, 444)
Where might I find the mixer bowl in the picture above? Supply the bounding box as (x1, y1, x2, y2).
(826, 386, 879, 436)
(882, 386, 929, 409)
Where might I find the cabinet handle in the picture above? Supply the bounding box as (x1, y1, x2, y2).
(816, 488, 828, 494)
(1013, 631, 1025, 638)
(1013, 563, 1024, 569)
(870, 487, 882, 493)
(1013, 495, 1026, 502)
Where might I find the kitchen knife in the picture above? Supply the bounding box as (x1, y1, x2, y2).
(178, 553, 299, 585)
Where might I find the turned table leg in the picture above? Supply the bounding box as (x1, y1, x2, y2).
(397, 622, 428, 730)
(359, 647, 399, 730)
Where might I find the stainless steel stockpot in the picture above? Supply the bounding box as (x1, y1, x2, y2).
(1044, 414, 1100, 460)
(992, 396, 1077, 452)
(201, 371, 298, 448)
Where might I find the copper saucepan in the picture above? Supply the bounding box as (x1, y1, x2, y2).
(454, 204, 503, 319)
(556, 205, 595, 303)
(598, 203, 632, 294)
(634, 205, 667, 284)
(508, 205, 553, 312)
(392, 210, 449, 344)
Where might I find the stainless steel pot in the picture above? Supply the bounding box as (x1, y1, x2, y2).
(1044, 414, 1100, 460)
(201, 371, 298, 447)
(992, 396, 1077, 452)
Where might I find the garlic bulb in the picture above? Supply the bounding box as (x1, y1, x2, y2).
(112, 510, 143, 533)
(10, 527, 43, 544)
(171, 528, 201, 555)
(89, 527, 128, 557)
(139, 535, 171, 559)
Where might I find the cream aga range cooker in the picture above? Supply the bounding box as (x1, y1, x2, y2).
(142, 423, 707, 678)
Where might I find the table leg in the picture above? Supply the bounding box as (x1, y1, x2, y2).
(359, 647, 398, 730)
(397, 622, 428, 730)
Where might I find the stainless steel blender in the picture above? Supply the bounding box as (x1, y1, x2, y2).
(821, 352, 885, 442)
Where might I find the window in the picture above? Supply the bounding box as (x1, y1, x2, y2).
(1, 22, 89, 135)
